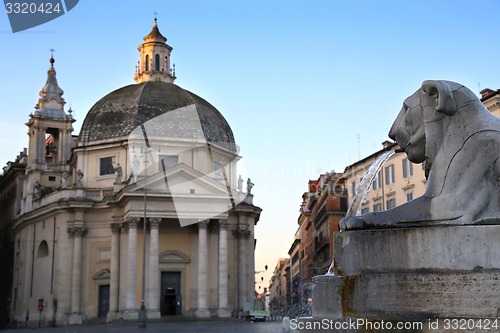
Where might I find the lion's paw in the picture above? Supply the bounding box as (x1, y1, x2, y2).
(340, 216, 366, 231)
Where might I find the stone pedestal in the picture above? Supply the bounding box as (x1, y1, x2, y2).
(306, 224, 500, 332)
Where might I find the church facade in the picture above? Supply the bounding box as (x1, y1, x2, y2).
(8, 20, 261, 327)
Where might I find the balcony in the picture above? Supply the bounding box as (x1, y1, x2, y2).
(313, 237, 329, 253)
(314, 206, 327, 227)
(21, 187, 115, 216)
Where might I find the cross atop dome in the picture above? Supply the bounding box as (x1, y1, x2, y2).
(135, 18, 176, 83)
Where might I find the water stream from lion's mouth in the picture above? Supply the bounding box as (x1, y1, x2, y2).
(345, 149, 396, 217)
(325, 149, 396, 275)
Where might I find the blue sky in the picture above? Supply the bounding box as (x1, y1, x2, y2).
(1, 0, 500, 289)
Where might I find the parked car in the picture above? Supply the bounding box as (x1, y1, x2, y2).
(246, 310, 269, 322)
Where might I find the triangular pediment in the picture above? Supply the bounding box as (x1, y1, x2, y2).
(121, 163, 242, 227)
(93, 268, 111, 280)
(122, 163, 235, 197)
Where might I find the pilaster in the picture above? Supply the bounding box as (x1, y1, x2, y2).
(107, 223, 121, 322)
(217, 219, 230, 318)
(68, 226, 86, 325)
(233, 227, 250, 313)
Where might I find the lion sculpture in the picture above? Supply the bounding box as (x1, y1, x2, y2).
(341, 80, 500, 230)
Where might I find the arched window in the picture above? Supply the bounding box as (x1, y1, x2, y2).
(145, 55, 149, 71)
(155, 54, 160, 71)
(37, 240, 49, 258)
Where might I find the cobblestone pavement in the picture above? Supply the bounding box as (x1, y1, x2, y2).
(2, 321, 284, 333)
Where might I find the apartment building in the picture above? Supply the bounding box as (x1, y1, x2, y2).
(268, 258, 290, 316)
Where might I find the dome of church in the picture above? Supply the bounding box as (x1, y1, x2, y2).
(79, 19, 235, 152)
(78, 81, 236, 151)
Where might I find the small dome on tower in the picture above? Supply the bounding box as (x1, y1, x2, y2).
(135, 18, 175, 84)
(37, 56, 67, 119)
(143, 18, 167, 43)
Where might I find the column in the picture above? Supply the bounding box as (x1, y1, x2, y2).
(38, 127, 46, 163)
(118, 222, 129, 314)
(64, 129, 68, 163)
(238, 227, 249, 312)
(147, 218, 161, 319)
(107, 223, 121, 322)
(58, 129, 67, 164)
(64, 129, 71, 163)
(217, 219, 230, 317)
(124, 217, 138, 319)
(69, 226, 86, 325)
(32, 125, 39, 163)
(57, 129, 63, 164)
(195, 221, 210, 318)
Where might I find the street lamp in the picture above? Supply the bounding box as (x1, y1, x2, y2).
(254, 265, 268, 311)
(134, 145, 150, 329)
(138, 124, 154, 328)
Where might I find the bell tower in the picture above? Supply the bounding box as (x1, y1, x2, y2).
(134, 18, 176, 83)
(25, 55, 75, 198)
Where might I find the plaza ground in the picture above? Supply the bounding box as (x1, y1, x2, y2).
(2, 320, 284, 333)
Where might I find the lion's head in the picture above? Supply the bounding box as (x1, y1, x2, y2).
(388, 80, 480, 176)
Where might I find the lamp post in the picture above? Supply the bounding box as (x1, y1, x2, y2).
(135, 147, 149, 328)
(254, 265, 268, 311)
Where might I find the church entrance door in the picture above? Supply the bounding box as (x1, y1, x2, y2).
(98, 284, 110, 318)
(160, 272, 181, 316)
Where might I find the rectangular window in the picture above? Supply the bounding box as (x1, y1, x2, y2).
(373, 202, 382, 212)
(386, 198, 396, 209)
(100, 157, 114, 176)
(340, 197, 348, 212)
(351, 181, 356, 195)
(406, 192, 413, 202)
(385, 164, 395, 185)
(402, 158, 413, 178)
(361, 207, 369, 214)
(158, 155, 178, 171)
(372, 171, 381, 190)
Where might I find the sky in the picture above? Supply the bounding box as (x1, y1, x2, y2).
(1, 0, 500, 290)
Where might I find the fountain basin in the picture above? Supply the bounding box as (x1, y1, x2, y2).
(308, 223, 500, 331)
(334, 223, 500, 275)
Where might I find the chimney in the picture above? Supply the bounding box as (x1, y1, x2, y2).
(382, 140, 393, 149)
(480, 88, 495, 99)
(308, 180, 316, 193)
